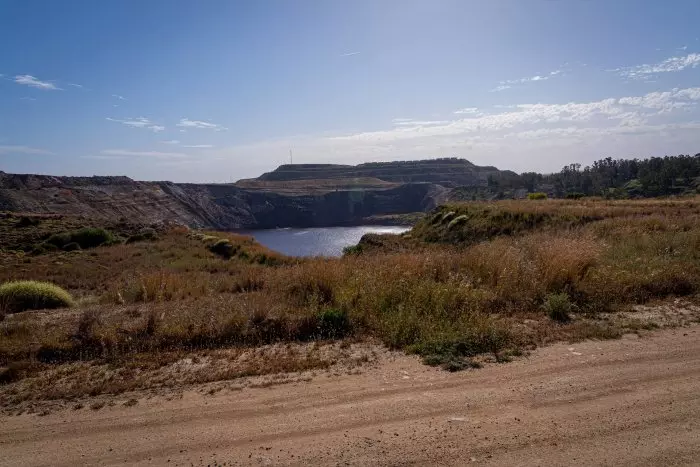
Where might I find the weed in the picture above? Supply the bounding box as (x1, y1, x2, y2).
(542, 293, 575, 322)
(316, 308, 351, 339)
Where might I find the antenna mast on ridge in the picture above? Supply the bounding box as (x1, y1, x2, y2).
(289, 149, 293, 165)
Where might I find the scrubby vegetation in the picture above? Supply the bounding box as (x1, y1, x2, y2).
(2, 197, 700, 407)
(0, 281, 74, 314)
(45, 227, 117, 250)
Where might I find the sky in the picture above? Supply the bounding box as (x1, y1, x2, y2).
(1, 0, 700, 182)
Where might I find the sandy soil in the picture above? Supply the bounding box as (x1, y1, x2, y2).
(2, 326, 700, 466)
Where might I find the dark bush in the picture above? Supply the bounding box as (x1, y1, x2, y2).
(316, 308, 351, 339)
(126, 228, 159, 244)
(62, 242, 82, 252)
(208, 239, 238, 259)
(542, 293, 574, 322)
(30, 243, 58, 255)
(45, 228, 116, 250)
(16, 216, 40, 228)
(343, 244, 364, 256)
(45, 232, 72, 248)
(70, 228, 116, 249)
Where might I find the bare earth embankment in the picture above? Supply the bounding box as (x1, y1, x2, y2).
(1, 325, 699, 466)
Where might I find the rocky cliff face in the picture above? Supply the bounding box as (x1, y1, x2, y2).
(0, 172, 448, 229)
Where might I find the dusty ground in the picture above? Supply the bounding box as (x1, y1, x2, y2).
(2, 326, 700, 466)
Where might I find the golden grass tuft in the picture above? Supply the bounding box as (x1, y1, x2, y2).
(0, 281, 74, 314)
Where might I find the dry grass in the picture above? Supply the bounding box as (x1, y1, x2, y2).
(2, 197, 700, 404)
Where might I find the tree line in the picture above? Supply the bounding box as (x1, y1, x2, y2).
(502, 154, 700, 198)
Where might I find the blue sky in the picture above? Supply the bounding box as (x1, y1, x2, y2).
(1, 0, 700, 182)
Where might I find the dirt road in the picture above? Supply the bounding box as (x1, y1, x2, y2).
(2, 327, 700, 466)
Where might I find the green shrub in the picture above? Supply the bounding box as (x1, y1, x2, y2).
(45, 232, 72, 248)
(126, 228, 159, 244)
(16, 216, 40, 228)
(441, 211, 456, 223)
(30, 243, 58, 255)
(0, 281, 74, 314)
(62, 242, 81, 252)
(343, 244, 363, 256)
(447, 214, 468, 230)
(208, 239, 237, 259)
(316, 308, 351, 339)
(45, 228, 116, 250)
(201, 235, 221, 244)
(542, 292, 575, 322)
(70, 228, 116, 248)
(527, 192, 548, 200)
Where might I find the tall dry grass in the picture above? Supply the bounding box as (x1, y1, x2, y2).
(2, 197, 700, 387)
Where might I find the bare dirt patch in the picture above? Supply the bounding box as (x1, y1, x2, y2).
(2, 325, 700, 466)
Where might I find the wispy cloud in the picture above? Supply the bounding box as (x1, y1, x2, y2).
(20, 97, 37, 102)
(490, 85, 512, 92)
(0, 145, 55, 155)
(106, 117, 165, 133)
(98, 149, 188, 159)
(613, 53, 700, 79)
(112, 94, 126, 100)
(160, 139, 212, 148)
(67, 83, 84, 88)
(392, 119, 450, 127)
(176, 118, 227, 131)
(340, 51, 361, 57)
(329, 86, 700, 145)
(453, 107, 481, 115)
(14, 75, 61, 90)
(491, 69, 563, 92)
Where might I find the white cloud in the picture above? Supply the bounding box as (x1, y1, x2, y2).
(340, 52, 361, 57)
(491, 69, 564, 91)
(99, 149, 188, 159)
(392, 120, 450, 127)
(327, 87, 700, 146)
(614, 53, 700, 79)
(14, 75, 61, 90)
(453, 107, 481, 115)
(490, 84, 512, 92)
(176, 118, 227, 131)
(67, 83, 83, 88)
(159, 140, 212, 148)
(106, 117, 165, 133)
(20, 97, 37, 102)
(112, 94, 126, 100)
(0, 145, 54, 155)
